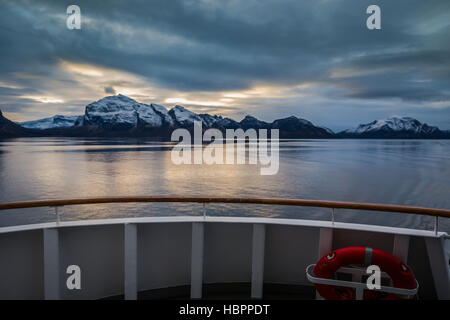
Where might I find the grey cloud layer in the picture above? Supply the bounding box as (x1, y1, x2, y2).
(0, 0, 449, 127)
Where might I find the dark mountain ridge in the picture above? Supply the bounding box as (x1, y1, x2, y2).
(0, 110, 37, 137)
(3, 95, 335, 138)
(2, 95, 449, 139)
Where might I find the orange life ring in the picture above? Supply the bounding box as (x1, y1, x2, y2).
(313, 246, 416, 300)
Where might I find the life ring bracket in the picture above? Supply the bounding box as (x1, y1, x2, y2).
(306, 264, 419, 300)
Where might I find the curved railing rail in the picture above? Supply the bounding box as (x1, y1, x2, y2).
(0, 196, 449, 218)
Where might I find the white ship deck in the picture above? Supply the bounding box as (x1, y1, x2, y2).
(0, 197, 449, 300)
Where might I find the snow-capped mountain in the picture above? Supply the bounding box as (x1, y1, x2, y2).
(19, 115, 82, 130)
(150, 103, 174, 127)
(199, 114, 240, 129)
(339, 116, 448, 138)
(83, 94, 174, 130)
(199, 114, 222, 127)
(7, 94, 448, 139)
(343, 116, 438, 134)
(2, 95, 336, 137)
(11, 95, 245, 135)
(168, 105, 203, 127)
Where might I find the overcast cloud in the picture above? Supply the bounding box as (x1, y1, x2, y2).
(0, 0, 449, 130)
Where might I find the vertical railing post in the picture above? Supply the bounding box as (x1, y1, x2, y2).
(434, 216, 439, 236)
(393, 234, 410, 262)
(124, 223, 138, 300)
(191, 222, 205, 299)
(251, 224, 266, 299)
(54, 206, 61, 225)
(203, 203, 206, 219)
(44, 228, 60, 300)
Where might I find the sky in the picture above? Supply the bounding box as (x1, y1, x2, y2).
(0, 0, 449, 131)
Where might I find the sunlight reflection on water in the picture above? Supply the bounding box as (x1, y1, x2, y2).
(0, 138, 449, 232)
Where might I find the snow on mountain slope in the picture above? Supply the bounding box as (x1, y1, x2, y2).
(7, 94, 450, 138)
(26, 95, 197, 131)
(20, 115, 82, 129)
(83, 94, 173, 129)
(168, 105, 203, 126)
(83, 95, 207, 129)
(343, 116, 439, 134)
(135, 104, 163, 127)
(199, 114, 221, 127)
(199, 114, 240, 128)
(84, 94, 138, 128)
(16, 95, 336, 138)
(150, 103, 174, 126)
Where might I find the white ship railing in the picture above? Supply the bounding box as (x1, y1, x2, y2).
(1, 196, 449, 234)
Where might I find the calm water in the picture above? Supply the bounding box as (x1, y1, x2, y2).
(0, 138, 449, 232)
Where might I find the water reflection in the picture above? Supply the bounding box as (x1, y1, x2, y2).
(0, 138, 448, 232)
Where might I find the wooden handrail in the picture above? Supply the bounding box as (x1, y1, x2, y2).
(0, 196, 449, 218)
